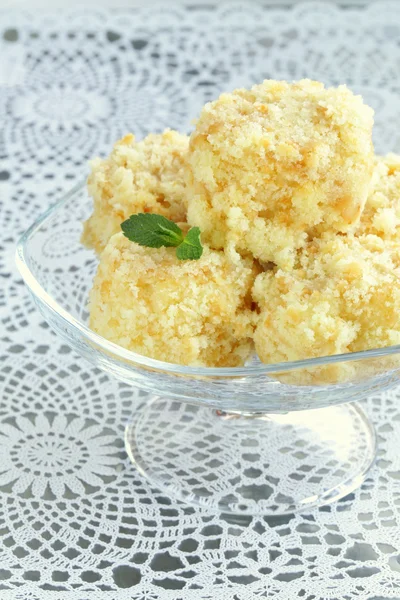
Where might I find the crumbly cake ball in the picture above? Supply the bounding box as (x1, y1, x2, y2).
(82, 130, 189, 254)
(187, 79, 374, 269)
(253, 233, 400, 379)
(89, 233, 258, 367)
(356, 153, 400, 239)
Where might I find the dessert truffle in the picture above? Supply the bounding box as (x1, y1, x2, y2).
(82, 130, 189, 253)
(89, 232, 257, 367)
(187, 79, 374, 269)
(253, 233, 400, 366)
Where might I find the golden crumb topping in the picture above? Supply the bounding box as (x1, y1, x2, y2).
(356, 153, 400, 239)
(84, 80, 400, 376)
(89, 232, 258, 367)
(187, 79, 374, 269)
(253, 233, 400, 369)
(82, 130, 189, 254)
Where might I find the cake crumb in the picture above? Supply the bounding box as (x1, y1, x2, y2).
(187, 79, 374, 270)
(82, 129, 189, 254)
(89, 232, 258, 367)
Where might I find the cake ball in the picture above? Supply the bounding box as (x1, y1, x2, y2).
(187, 79, 374, 269)
(89, 232, 258, 367)
(82, 130, 189, 254)
(253, 233, 400, 381)
(356, 153, 400, 239)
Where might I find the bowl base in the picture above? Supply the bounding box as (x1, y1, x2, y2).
(125, 398, 376, 515)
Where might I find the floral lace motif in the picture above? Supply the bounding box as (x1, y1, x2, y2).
(2, 3, 400, 598)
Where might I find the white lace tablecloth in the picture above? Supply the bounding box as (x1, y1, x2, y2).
(2, 2, 400, 598)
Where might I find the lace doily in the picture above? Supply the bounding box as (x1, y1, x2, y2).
(2, 3, 400, 598)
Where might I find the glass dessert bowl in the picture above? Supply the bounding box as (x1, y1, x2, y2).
(16, 183, 400, 515)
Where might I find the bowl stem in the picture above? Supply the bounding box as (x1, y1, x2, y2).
(125, 397, 376, 515)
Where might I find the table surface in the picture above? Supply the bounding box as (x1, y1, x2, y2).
(2, 2, 400, 599)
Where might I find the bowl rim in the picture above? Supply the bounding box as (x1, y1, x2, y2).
(15, 181, 400, 378)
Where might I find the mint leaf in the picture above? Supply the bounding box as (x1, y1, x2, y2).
(176, 227, 203, 260)
(121, 213, 184, 248)
(121, 213, 203, 260)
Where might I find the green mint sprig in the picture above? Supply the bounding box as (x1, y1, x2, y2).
(121, 213, 203, 260)
(175, 226, 203, 260)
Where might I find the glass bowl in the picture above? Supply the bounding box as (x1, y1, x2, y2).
(15, 183, 400, 515)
